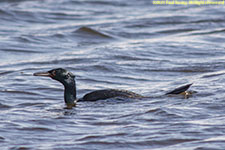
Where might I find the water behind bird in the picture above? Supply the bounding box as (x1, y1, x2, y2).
(0, 0, 225, 149)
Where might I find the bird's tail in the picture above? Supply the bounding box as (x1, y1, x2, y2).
(165, 83, 193, 95)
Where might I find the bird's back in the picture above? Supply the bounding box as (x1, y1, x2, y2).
(80, 89, 143, 101)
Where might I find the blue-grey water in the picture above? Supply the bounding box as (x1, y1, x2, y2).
(1, 0, 225, 149)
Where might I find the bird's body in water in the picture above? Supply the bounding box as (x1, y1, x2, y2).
(34, 68, 193, 108)
(80, 89, 144, 101)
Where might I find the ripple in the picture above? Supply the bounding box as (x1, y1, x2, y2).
(0, 70, 14, 76)
(77, 135, 104, 141)
(158, 28, 197, 35)
(78, 138, 199, 149)
(201, 71, 225, 78)
(73, 26, 114, 39)
(18, 127, 54, 132)
(15, 102, 45, 107)
(191, 28, 225, 35)
(146, 107, 183, 120)
(9, 147, 32, 150)
(1, 48, 41, 54)
(0, 136, 5, 144)
(0, 90, 39, 96)
(0, 103, 12, 110)
(149, 67, 212, 73)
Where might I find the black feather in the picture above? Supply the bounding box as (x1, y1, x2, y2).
(165, 83, 193, 95)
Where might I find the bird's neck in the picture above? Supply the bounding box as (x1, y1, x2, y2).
(64, 81, 76, 106)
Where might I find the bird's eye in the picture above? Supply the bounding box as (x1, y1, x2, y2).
(65, 74, 70, 79)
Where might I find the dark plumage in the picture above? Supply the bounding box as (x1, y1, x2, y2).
(80, 89, 143, 101)
(34, 68, 193, 108)
(165, 83, 193, 95)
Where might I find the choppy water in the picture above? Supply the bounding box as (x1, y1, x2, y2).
(1, 0, 225, 149)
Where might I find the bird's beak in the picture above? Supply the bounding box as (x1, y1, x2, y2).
(33, 71, 52, 78)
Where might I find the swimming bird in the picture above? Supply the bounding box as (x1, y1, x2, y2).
(33, 68, 193, 108)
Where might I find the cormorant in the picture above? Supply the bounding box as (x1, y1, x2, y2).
(33, 68, 193, 108)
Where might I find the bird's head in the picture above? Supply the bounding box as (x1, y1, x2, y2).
(33, 68, 75, 86)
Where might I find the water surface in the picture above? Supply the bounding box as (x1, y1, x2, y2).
(1, 0, 225, 149)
